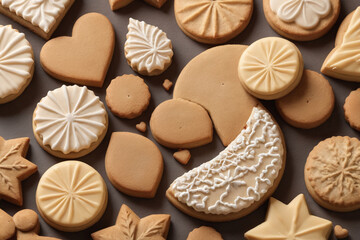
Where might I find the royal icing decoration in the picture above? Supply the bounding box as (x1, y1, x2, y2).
(0, 25, 33, 100)
(125, 18, 173, 75)
(171, 106, 284, 215)
(34, 85, 107, 154)
(270, 0, 331, 29)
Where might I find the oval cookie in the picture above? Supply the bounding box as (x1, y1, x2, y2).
(344, 89, 360, 131)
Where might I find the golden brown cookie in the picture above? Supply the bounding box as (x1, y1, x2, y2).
(105, 132, 163, 198)
(276, 70, 334, 129)
(174, 0, 253, 44)
(136, 122, 147, 133)
(305, 136, 360, 212)
(173, 149, 191, 165)
(0, 209, 15, 240)
(263, 0, 340, 41)
(144, 0, 167, 8)
(91, 204, 171, 240)
(344, 89, 360, 131)
(150, 99, 213, 149)
(109, 0, 134, 10)
(106, 75, 151, 119)
(162, 79, 173, 91)
(187, 226, 223, 240)
(40, 13, 115, 87)
(334, 225, 349, 239)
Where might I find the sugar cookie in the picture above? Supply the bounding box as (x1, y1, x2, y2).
(187, 226, 223, 240)
(173, 149, 191, 165)
(344, 89, 360, 131)
(334, 225, 349, 239)
(0, 209, 15, 239)
(109, 0, 134, 10)
(136, 121, 147, 132)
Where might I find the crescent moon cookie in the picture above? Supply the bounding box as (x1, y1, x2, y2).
(125, 18, 173, 76)
(36, 161, 108, 232)
(0, 0, 75, 40)
(174, 0, 253, 44)
(263, 0, 340, 41)
(0, 25, 34, 104)
(321, 7, 360, 82)
(166, 106, 286, 222)
(305, 136, 360, 212)
(238, 37, 304, 100)
(33, 85, 108, 159)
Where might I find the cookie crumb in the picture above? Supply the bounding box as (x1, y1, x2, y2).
(162, 79, 173, 91)
(334, 225, 349, 239)
(136, 122, 147, 132)
(173, 149, 191, 165)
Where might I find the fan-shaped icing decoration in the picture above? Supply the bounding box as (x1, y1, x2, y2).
(0, 25, 33, 101)
(33, 85, 107, 154)
(168, 106, 284, 216)
(125, 18, 173, 76)
(36, 161, 108, 232)
(270, 0, 331, 29)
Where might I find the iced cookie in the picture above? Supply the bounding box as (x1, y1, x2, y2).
(109, 0, 134, 10)
(125, 18, 173, 76)
(0, 25, 34, 105)
(276, 70, 334, 129)
(173, 149, 191, 165)
(36, 161, 108, 232)
(105, 132, 163, 198)
(40, 13, 115, 87)
(106, 75, 151, 119)
(174, 0, 253, 44)
(150, 99, 213, 149)
(305, 136, 360, 212)
(0, 0, 74, 40)
(91, 204, 171, 240)
(166, 106, 286, 222)
(238, 37, 303, 100)
(321, 7, 360, 82)
(33, 85, 108, 159)
(344, 89, 360, 131)
(187, 226, 223, 240)
(0, 137, 37, 206)
(0, 209, 15, 239)
(263, 0, 340, 41)
(245, 194, 332, 239)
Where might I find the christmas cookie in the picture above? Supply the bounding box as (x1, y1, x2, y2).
(187, 226, 223, 240)
(106, 75, 151, 119)
(263, 0, 340, 41)
(276, 70, 334, 129)
(238, 37, 303, 100)
(305, 136, 360, 212)
(0, 0, 74, 39)
(40, 13, 115, 87)
(0, 25, 34, 105)
(174, 0, 253, 44)
(109, 0, 134, 10)
(36, 161, 108, 232)
(125, 18, 173, 76)
(105, 132, 163, 198)
(344, 89, 360, 131)
(33, 85, 108, 159)
(166, 106, 286, 222)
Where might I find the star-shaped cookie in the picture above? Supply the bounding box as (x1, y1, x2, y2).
(0, 136, 37, 206)
(245, 194, 332, 240)
(91, 204, 171, 240)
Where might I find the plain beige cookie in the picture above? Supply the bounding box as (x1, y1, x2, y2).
(187, 226, 223, 240)
(344, 89, 360, 131)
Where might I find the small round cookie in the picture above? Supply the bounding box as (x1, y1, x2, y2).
(344, 89, 360, 131)
(263, 0, 340, 41)
(33, 85, 108, 159)
(305, 136, 360, 212)
(106, 75, 151, 119)
(174, 0, 253, 44)
(276, 70, 334, 129)
(187, 226, 223, 240)
(13, 209, 39, 232)
(0, 25, 34, 104)
(36, 161, 108, 232)
(238, 37, 303, 100)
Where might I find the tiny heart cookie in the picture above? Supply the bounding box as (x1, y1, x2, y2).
(334, 225, 349, 239)
(40, 12, 115, 87)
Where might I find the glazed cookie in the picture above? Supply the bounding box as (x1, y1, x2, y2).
(36, 161, 108, 232)
(91, 204, 171, 240)
(305, 136, 360, 212)
(187, 226, 223, 240)
(344, 89, 360, 131)
(40, 13, 115, 87)
(174, 0, 253, 44)
(322, 7, 360, 82)
(33, 85, 108, 159)
(0, 0, 74, 40)
(0, 25, 34, 105)
(245, 194, 332, 239)
(263, 0, 340, 41)
(125, 18, 173, 76)
(109, 0, 134, 10)
(276, 70, 335, 129)
(105, 132, 163, 198)
(150, 99, 213, 149)
(106, 75, 151, 119)
(238, 37, 304, 100)
(166, 106, 286, 222)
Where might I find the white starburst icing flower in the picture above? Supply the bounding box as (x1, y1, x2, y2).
(125, 18, 173, 76)
(34, 85, 107, 154)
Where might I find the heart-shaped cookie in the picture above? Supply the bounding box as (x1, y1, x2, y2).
(40, 13, 115, 87)
(334, 225, 349, 239)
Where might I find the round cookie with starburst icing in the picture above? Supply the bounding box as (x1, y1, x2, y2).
(32, 85, 108, 159)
